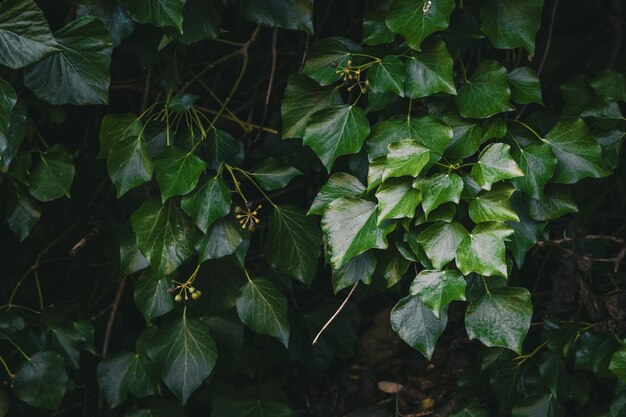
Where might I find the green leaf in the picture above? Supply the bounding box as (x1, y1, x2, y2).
(4, 193, 40, 241)
(527, 185, 579, 221)
(385, 0, 456, 50)
(0, 77, 17, 152)
(239, 0, 313, 34)
(480, 0, 544, 54)
(511, 395, 564, 417)
(575, 332, 619, 375)
(543, 118, 611, 183)
(442, 115, 483, 159)
(456, 222, 513, 277)
(511, 142, 557, 199)
(591, 68, 626, 102)
(29, 144, 75, 202)
(98, 113, 142, 159)
(236, 277, 290, 346)
(471, 143, 523, 190)
(97, 351, 157, 407)
(146, 316, 218, 404)
(170, 0, 219, 44)
(390, 294, 448, 359)
(211, 396, 297, 417)
(382, 246, 411, 287)
(155, 147, 206, 201)
(410, 269, 466, 318)
(204, 128, 240, 170)
(24, 17, 112, 105)
(131, 198, 196, 277)
(0, 0, 59, 69)
(508, 67, 543, 105)
(266, 205, 322, 285)
(303, 105, 370, 171)
(168, 93, 199, 113)
(181, 177, 231, 233)
(251, 158, 302, 191)
(450, 406, 488, 417)
(332, 251, 376, 294)
(302, 37, 362, 86)
(610, 348, 626, 381)
(321, 196, 392, 269)
(76, 0, 135, 48)
(369, 55, 404, 96)
(134, 271, 174, 321)
(48, 322, 91, 369)
(308, 173, 365, 215)
(466, 287, 532, 353)
(281, 74, 343, 139)
(196, 218, 242, 262)
(126, 0, 186, 32)
(383, 140, 430, 181)
(417, 221, 468, 269)
(107, 134, 154, 197)
(119, 222, 149, 276)
(404, 40, 456, 99)
(507, 194, 546, 267)
(469, 183, 519, 223)
(363, 11, 395, 45)
(375, 178, 422, 224)
(413, 173, 463, 218)
(14, 351, 68, 410)
(456, 60, 514, 119)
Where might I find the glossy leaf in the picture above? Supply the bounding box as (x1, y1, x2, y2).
(0, 78, 16, 152)
(471, 143, 523, 190)
(363, 11, 395, 45)
(332, 251, 376, 294)
(456, 60, 514, 119)
(236, 278, 290, 346)
(240, 0, 313, 34)
(98, 113, 142, 159)
(126, 0, 186, 32)
(375, 178, 422, 224)
(155, 147, 206, 201)
(508, 67, 543, 105)
(14, 351, 68, 410)
(386, 0, 456, 50)
(97, 352, 157, 407)
(410, 269, 466, 318)
(369, 55, 404, 96)
(302, 37, 362, 86)
(29, 145, 75, 202)
(196, 218, 242, 262)
(456, 222, 514, 277)
(527, 185, 579, 221)
(4, 193, 40, 241)
(308, 173, 365, 215)
(465, 287, 532, 353)
(383, 140, 430, 181)
(480, 0, 544, 53)
(107, 135, 154, 197)
(404, 40, 456, 98)
(511, 142, 557, 199)
(76, 0, 135, 47)
(469, 183, 519, 223)
(171, 0, 219, 44)
(413, 173, 463, 218)
(134, 272, 174, 321)
(181, 177, 231, 233)
(204, 128, 240, 170)
(610, 348, 626, 381)
(417, 221, 468, 269)
(251, 158, 302, 191)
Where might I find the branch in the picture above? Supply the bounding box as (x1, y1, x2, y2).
(312, 282, 359, 345)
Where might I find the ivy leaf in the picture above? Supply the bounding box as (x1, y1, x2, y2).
(413, 173, 463, 218)
(511, 395, 564, 417)
(76, 0, 135, 48)
(308, 173, 365, 215)
(363, 11, 395, 45)
(107, 135, 153, 197)
(131, 198, 196, 277)
(281, 74, 343, 139)
(0, 78, 17, 152)
(456, 60, 514, 119)
(29, 145, 75, 202)
(442, 115, 483, 159)
(383, 140, 430, 181)
(469, 183, 519, 223)
(480, 0, 544, 54)
(450, 406, 488, 417)
(181, 177, 230, 234)
(119, 223, 149, 276)
(97, 351, 157, 408)
(251, 158, 302, 191)
(321, 197, 393, 269)
(48, 322, 91, 369)
(507, 194, 547, 268)
(236, 277, 290, 346)
(385, 0, 456, 50)
(146, 316, 218, 404)
(4, 193, 40, 241)
(410, 269, 466, 318)
(575, 332, 620, 375)
(304, 104, 370, 171)
(170, 0, 220, 44)
(527, 185, 579, 221)
(417, 221, 468, 270)
(155, 147, 206, 201)
(204, 128, 240, 170)
(508, 67, 543, 105)
(266, 205, 322, 285)
(24, 17, 112, 105)
(404, 40, 456, 99)
(302, 37, 362, 86)
(0, 0, 59, 69)
(134, 271, 174, 321)
(511, 143, 557, 199)
(196, 218, 243, 262)
(390, 295, 448, 359)
(591, 68, 626, 102)
(13, 351, 68, 410)
(456, 222, 513, 278)
(240, 0, 313, 34)
(98, 113, 142, 159)
(471, 143, 523, 190)
(332, 251, 376, 294)
(211, 396, 297, 417)
(543, 118, 611, 184)
(126, 0, 186, 32)
(375, 178, 422, 224)
(369, 55, 404, 96)
(465, 287, 532, 353)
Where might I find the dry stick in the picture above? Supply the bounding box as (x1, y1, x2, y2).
(254, 28, 278, 143)
(312, 281, 359, 345)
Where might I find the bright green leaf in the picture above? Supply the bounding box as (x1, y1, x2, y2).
(527, 185, 579, 221)
(404, 40, 456, 98)
(456, 222, 513, 277)
(181, 177, 231, 233)
(375, 178, 422, 224)
(308, 173, 365, 215)
(383, 140, 430, 181)
(107, 134, 153, 197)
(413, 173, 463, 218)
(471, 143, 523, 190)
(456, 60, 514, 119)
(98, 113, 142, 159)
(410, 269, 466, 318)
(469, 183, 519, 223)
(417, 221, 468, 269)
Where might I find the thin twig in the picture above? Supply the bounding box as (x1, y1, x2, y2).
(312, 282, 359, 345)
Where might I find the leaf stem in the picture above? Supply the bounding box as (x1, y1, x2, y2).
(231, 166, 277, 208)
(509, 119, 545, 142)
(225, 164, 249, 204)
(0, 354, 14, 380)
(0, 331, 29, 360)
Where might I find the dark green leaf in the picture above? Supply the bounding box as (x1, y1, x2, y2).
(332, 251, 376, 294)
(302, 37, 362, 86)
(170, 0, 219, 44)
(204, 128, 240, 170)
(131, 198, 196, 277)
(456, 222, 513, 277)
(155, 147, 206, 201)
(0, 77, 17, 152)
(383, 139, 430, 181)
(413, 173, 463, 218)
(527, 185, 578, 221)
(4, 192, 40, 241)
(211, 396, 297, 417)
(14, 351, 68, 410)
(266, 205, 322, 285)
(29, 145, 75, 202)
(196, 218, 243, 262)
(0, 0, 59, 69)
(386, 0, 456, 50)
(98, 113, 143, 159)
(252, 158, 302, 191)
(471, 143, 523, 190)
(480, 0, 544, 53)
(376, 178, 421, 224)
(511, 395, 564, 417)
(48, 322, 91, 369)
(450, 406, 488, 417)
(507, 193, 547, 267)
(97, 351, 157, 407)
(591, 68, 626, 102)
(126, 0, 186, 32)
(508, 67, 543, 105)
(236, 277, 290, 346)
(456, 60, 514, 119)
(610, 348, 626, 382)
(181, 177, 231, 233)
(417, 221, 468, 269)
(134, 271, 174, 321)
(410, 269, 466, 318)
(363, 11, 395, 45)
(369, 55, 404, 96)
(574, 332, 619, 375)
(168, 93, 199, 113)
(77, 0, 135, 47)
(308, 173, 365, 215)
(304, 104, 370, 171)
(119, 222, 149, 276)
(107, 134, 154, 197)
(511, 142, 557, 199)
(239, 0, 313, 34)
(469, 183, 519, 223)
(390, 294, 448, 359)
(24, 17, 112, 105)
(404, 40, 456, 99)
(465, 287, 532, 353)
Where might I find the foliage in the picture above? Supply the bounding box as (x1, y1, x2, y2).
(0, 0, 625, 416)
